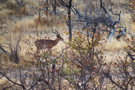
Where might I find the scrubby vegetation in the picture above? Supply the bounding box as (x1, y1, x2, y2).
(0, 0, 135, 89)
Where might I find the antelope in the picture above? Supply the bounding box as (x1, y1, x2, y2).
(35, 30, 63, 53)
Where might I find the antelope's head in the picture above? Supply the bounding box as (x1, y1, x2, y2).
(53, 30, 64, 41)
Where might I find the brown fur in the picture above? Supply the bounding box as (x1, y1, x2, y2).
(35, 34, 63, 53)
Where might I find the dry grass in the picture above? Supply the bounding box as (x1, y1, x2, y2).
(120, 13, 133, 33)
(0, 77, 21, 90)
(26, 0, 39, 8)
(0, 77, 7, 86)
(0, 0, 38, 18)
(0, 17, 68, 68)
(131, 22, 135, 33)
(0, 0, 134, 89)
(99, 34, 134, 64)
(15, 17, 35, 29)
(102, 38, 127, 51)
(103, 50, 127, 64)
(0, 0, 134, 75)
(0, 9, 13, 18)
(10, 13, 66, 32)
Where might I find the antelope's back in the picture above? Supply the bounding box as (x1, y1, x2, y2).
(35, 39, 55, 49)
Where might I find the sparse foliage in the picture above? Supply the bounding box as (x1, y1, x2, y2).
(0, 0, 135, 89)
(128, 0, 135, 21)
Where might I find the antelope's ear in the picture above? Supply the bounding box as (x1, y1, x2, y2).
(52, 29, 60, 35)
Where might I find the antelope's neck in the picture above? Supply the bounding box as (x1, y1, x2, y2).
(54, 38, 60, 45)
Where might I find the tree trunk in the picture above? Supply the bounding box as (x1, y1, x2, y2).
(53, 0, 57, 15)
(46, 0, 49, 15)
(0, 54, 2, 69)
(68, 0, 72, 41)
(51, 61, 56, 90)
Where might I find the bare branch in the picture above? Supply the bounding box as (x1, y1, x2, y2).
(0, 71, 25, 89)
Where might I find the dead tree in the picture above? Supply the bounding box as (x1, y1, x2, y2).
(68, 0, 127, 41)
(58, 0, 73, 41)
